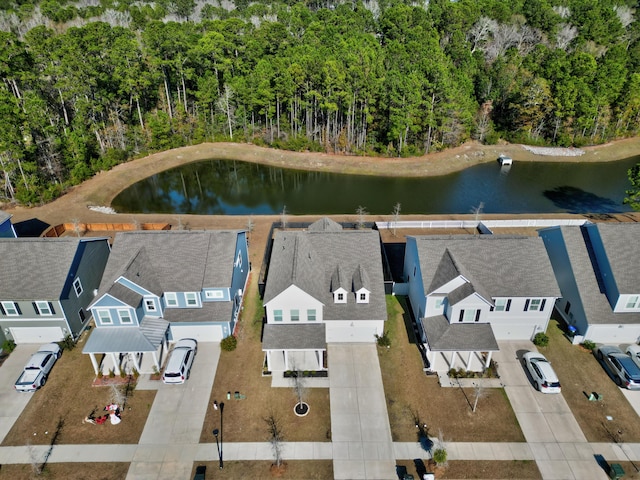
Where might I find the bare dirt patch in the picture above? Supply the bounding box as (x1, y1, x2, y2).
(380, 296, 525, 443)
(2, 332, 155, 446)
(0, 462, 129, 480)
(190, 460, 333, 479)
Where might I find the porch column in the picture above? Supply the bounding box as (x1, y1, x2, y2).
(110, 352, 121, 376)
(283, 351, 289, 371)
(315, 350, 321, 369)
(266, 351, 272, 371)
(131, 352, 141, 373)
(89, 353, 99, 375)
(151, 351, 160, 372)
(484, 351, 493, 369)
(450, 351, 456, 369)
(467, 351, 473, 370)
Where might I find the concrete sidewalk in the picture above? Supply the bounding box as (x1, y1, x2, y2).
(328, 343, 397, 480)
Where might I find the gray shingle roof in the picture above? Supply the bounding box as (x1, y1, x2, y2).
(262, 323, 326, 350)
(264, 229, 386, 322)
(107, 282, 143, 307)
(308, 217, 343, 232)
(412, 235, 560, 299)
(96, 230, 242, 301)
(591, 223, 640, 294)
(0, 212, 10, 224)
(447, 283, 477, 306)
(554, 225, 640, 325)
(422, 315, 499, 351)
(162, 301, 233, 323)
(0, 238, 101, 299)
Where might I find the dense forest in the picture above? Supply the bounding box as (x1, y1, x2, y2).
(0, 0, 639, 204)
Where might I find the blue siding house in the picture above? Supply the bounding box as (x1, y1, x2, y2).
(83, 230, 249, 375)
(0, 237, 110, 344)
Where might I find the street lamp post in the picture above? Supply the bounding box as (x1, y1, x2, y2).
(212, 401, 224, 469)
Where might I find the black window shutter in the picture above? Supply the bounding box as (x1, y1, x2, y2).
(32, 302, 39, 315)
(15, 303, 22, 315)
(49, 302, 56, 315)
(475, 310, 481, 322)
(490, 305, 494, 312)
(0, 304, 5, 315)
(524, 299, 530, 311)
(458, 310, 464, 322)
(540, 299, 546, 312)
(506, 299, 511, 311)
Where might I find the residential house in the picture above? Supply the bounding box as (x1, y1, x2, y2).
(262, 218, 387, 375)
(539, 223, 640, 344)
(403, 235, 560, 372)
(0, 212, 16, 238)
(83, 230, 249, 375)
(0, 237, 110, 344)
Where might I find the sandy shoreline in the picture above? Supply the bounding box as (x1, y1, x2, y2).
(3, 137, 640, 228)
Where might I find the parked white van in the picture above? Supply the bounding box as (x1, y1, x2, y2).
(162, 339, 197, 384)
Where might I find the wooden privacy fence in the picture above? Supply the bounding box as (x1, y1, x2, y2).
(43, 222, 171, 237)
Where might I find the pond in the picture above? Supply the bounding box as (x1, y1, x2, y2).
(111, 156, 640, 215)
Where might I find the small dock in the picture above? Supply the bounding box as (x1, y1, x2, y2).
(498, 154, 513, 166)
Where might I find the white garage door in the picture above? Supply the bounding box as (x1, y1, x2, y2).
(326, 324, 380, 343)
(11, 326, 64, 344)
(170, 324, 223, 343)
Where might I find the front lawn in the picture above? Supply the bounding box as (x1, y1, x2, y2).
(379, 296, 525, 443)
(540, 318, 640, 442)
(2, 332, 155, 446)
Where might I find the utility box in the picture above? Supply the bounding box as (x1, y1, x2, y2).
(609, 463, 624, 479)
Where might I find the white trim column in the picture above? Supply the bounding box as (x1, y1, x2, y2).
(151, 351, 160, 372)
(450, 351, 457, 369)
(89, 353, 99, 375)
(484, 351, 492, 369)
(130, 352, 141, 373)
(467, 351, 473, 370)
(110, 352, 121, 375)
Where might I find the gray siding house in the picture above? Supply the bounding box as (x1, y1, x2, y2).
(403, 235, 560, 372)
(0, 237, 111, 344)
(83, 230, 249, 375)
(539, 223, 640, 343)
(262, 218, 387, 375)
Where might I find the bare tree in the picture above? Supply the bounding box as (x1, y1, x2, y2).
(290, 364, 307, 411)
(472, 382, 489, 413)
(468, 16, 498, 53)
(391, 202, 401, 237)
(614, 5, 635, 29)
(264, 412, 284, 468)
(471, 202, 484, 222)
(555, 23, 578, 50)
(217, 84, 236, 140)
(355, 205, 368, 229)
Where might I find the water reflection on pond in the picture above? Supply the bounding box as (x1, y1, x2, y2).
(111, 156, 640, 215)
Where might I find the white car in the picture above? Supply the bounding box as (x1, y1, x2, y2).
(15, 343, 62, 392)
(626, 344, 640, 369)
(522, 351, 561, 394)
(162, 339, 197, 384)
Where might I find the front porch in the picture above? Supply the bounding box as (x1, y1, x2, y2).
(425, 349, 494, 373)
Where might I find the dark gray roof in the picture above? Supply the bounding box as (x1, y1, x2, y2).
(412, 235, 560, 299)
(96, 230, 242, 301)
(554, 226, 640, 325)
(107, 282, 143, 307)
(264, 229, 386, 322)
(262, 323, 326, 350)
(422, 315, 499, 351)
(591, 223, 640, 294)
(0, 238, 104, 299)
(162, 301, 233, 323)
(82, 317, 169, 353)
(447, 282, 477, 306)
(352, 264, 369, 292)
(308, 217, 343, 232)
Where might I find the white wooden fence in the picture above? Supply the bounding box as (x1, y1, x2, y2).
(375, 218, 589, 230)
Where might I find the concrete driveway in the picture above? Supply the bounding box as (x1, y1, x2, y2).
(0, 345, 41, 442)
(496, 341, 608, 480)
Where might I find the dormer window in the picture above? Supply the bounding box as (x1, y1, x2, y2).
(626, 296, 640, 309)
(355, 288, 370, 304)
(334, 288, 347, 304)
(338, 293, 344, 301)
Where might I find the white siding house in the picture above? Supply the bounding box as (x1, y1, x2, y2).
(539, 223, 640, 344)
(404, 235, 560, 372)
(262, 218, 387, 376)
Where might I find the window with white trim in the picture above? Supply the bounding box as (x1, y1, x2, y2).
(291, 309, 300, 321)
(459, 309, 480, 322)
(118, 309, 133, 324)
(525, 298, 546, 312)
(144, 299, 157, 312)
(35, 301, 53, 315)
(164, 293, 178, 307)
(97, 310, 112, 324)
(185, 292, 199, 307)
(274, 310, 283, 322)
(1, 301, 19, 316)
(359, 293, 367, 301)
(434, 298, 444, 309)
(338, 293, 344, 301)
(73, 278, 83, 297)
(205, 290, 224, 299)
(307, 309, 316, 321)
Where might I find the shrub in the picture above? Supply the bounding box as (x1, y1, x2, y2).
(375, 331, 391, 348)
(108, 368, 116, 378)
(58, 335, 76, 351)
(581, 340, 596, 351)
(533, 332, 549, 347)
(221, 335, 238, 351)
(432, 447, 447, 465)
(2, 339, 16, 354)
(132, 368, 140, 378)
